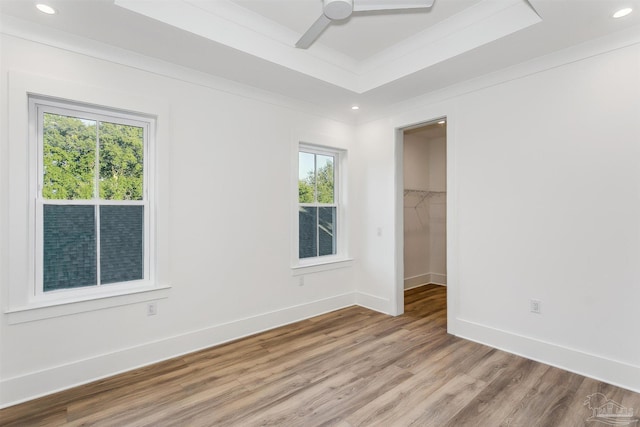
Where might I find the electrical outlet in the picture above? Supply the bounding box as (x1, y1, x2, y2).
(530, 299, 541, 314)
(147, 302, 157, 316)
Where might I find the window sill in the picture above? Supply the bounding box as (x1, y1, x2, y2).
(291, 258, 354, 276)
(5, 285, 171, 324)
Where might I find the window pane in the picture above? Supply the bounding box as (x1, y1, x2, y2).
(319, 207, 336, 256)
(100, 206, 144, 284)
(316, 155, 334, 203)
(42, 113, 96, 200)
(299, 206, 317, 258)
(299, 151, 315, 203)
(99, 122, 144, 201)
(43, 205, 97, 291)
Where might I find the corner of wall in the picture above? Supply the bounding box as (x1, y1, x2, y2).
(355, 291, 394, 315)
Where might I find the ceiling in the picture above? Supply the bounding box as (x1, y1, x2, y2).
(1, 0, 640, 122)
(229, 0, 485, 61)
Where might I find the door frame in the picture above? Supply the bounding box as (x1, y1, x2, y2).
(393, 114, 458, 335)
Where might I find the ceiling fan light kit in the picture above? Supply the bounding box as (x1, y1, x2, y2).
(296, 0, 435, 49)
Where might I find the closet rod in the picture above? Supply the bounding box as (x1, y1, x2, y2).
(403, 189, 446, 208)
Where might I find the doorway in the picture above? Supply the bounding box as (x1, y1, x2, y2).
(400, 119, 447, 314)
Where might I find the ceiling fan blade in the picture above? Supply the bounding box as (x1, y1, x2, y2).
(295, 14, 332, 49)
(353, 0, 434, 12)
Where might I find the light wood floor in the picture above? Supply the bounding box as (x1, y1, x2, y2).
(2, 285, 639, 426)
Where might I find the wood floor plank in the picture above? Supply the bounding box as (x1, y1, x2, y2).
(499, 366, 587, 427)
(233, 370, 359, 426)
(442, 357, 550, 427)
(129, 373, 306, 427)
(308, 365, 414, 426)
(403, 373, 487, 426)
(2, 284, 639, 427)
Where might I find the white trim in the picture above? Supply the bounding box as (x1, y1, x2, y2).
(357, 0, 541, 92)
(355, 291, 393, 314)
(455, 318, 640, 394)
(404, 275, 430, 290)
(0, 16, 355, 125)
(394, 112, 454, 318)
(293, 135, 350, 269)
(393, 127, 405, 316)
(6, 285, 171, 325)
(443, 112, 459, 335)
(29, 96, 155, 304)
(403, 273, 447, 289)
(361, 24, 640, 124)
(4, 293, 637, 408)
(114, 0, 541, 94)
(5, 70, 171, 316)
(393, 109, 459, 333)
(298, 144, 340, 259)
(291, 258, 354, 276)
(0, 292, 357, 409)
(428, 273, 447, 286)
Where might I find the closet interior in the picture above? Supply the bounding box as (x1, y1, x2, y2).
(403, 121, 447, 289)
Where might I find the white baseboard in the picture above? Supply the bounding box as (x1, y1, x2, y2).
(404, 273, 447, 289)
(355, 291, 392, 314)
(429, 273, 447, 286)
(0, 292, 356, 409)
(455, 318, 640, 394)
(404, 274, 430, 290)
(9, 293, 636, 410)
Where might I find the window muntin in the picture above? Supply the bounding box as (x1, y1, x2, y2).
(32, 97, 152, 296)
(298, 148, 337, 259)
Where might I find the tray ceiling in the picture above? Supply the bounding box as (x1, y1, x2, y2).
(114, 0, 542, 92)
(1, 0, 639, 120)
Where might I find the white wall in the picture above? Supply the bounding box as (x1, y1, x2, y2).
(403, 134, 431, 191)
(352, 119, 399, 313)
(356, 32, 640, 391)
(427, 137, 446, 282)
(0, 33, 357, 407)
(2, 14, 640, 408)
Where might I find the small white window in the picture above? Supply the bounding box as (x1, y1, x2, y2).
(298, 145, 340, 260)
(30, 96, 155, 301)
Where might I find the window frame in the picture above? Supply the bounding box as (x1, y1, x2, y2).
(29, 95, 156, 306)
(298, 145, 339, 259)
(4, 71, 170, 324)
(294, 141, 351, 271)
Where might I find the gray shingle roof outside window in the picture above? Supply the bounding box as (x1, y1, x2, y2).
(43, 205, 97, 291)
(100, 205, 144, 284)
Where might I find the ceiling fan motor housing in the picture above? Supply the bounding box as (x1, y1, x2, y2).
(298, 0, 434, 49)
(324, 0, 354, 20)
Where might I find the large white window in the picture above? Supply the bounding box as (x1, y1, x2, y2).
(298, 145, 339, 260)
(30, 96, 154, 300)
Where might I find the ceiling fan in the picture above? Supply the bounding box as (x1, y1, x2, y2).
(295, 0, 435, 49)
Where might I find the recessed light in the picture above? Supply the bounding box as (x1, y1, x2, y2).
(351, 106, 359, 111)
(36, 3, 57, 14)
(438, 120, 446, 125)
(613, 7, 632, 18)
